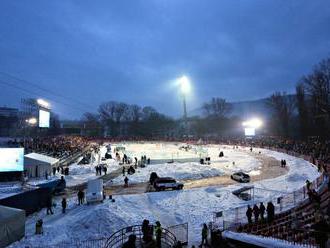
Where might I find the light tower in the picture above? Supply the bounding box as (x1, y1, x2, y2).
(178, 75, 191, 122)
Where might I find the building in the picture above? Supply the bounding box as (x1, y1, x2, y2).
(0, 107, 19, 136)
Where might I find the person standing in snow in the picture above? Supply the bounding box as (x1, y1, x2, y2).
(46, 195, 53, 215)
(155, 221, 162, 248)
(78, 189, 84, 205)
(124, 176, 129, 187)
(200, 223, 209, 247)
(61, 197, 67, 214)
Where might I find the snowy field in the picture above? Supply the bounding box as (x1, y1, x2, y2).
(111, 143, 262, 185)
(10, 144, 320, 247)
(54, 145, 120, 187)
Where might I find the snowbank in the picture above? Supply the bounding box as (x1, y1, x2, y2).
(11, 145, 320, 247)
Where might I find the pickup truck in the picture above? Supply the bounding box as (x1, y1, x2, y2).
(153, 177, 184, 191)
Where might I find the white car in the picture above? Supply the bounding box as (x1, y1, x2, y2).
(86, 179, 104, 204)
(230, 172, 250, 183)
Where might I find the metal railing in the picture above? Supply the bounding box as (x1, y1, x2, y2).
(211, 146, 328, 248)
(104, 224, 177, 248)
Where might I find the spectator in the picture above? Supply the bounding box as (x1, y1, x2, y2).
(122, 234, 136, 248)
(155, 221, 162, 248)
(78, 189, 84, 205)
(267, 201, 275, 222)
(201, 223, 209, 247)
(124, 176, 129, 187)
(259, 202, 265, 221)
(46, 196, 53, 215)
(61, 197, 67, 214)
(253, 204, 260, 223)
(246, 205, 253, 224)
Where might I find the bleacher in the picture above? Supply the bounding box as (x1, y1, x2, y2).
(236, 182, 330, 246)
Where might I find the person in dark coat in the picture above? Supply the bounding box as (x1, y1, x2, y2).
(246, 205, 253, 224)
(306, 180, 312, 191)
(201, 223, 208, 247)
(78, 189, 84, 205)
(253, 204, 260, 223)
(103, 166, 107, 175)
(46, 196, 53, 215)
(122, 234, 136, 248)
(122, 166, 126, 176)
(155, 221, 162, 248)
(53, 167, 56, 176)
(267, 202, 275, 222)
(259, 202, 266, 221)
(61, 197, 67, 214)
(142, 219, 150, 242)
(124, 176, 129, 187)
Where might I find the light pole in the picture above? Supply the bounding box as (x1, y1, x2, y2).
(178, 75, 191, 123)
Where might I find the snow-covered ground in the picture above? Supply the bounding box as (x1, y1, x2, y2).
(51, 145, 120, 187)
(111, 144, 261, 185)
(10, 144, 320, 247)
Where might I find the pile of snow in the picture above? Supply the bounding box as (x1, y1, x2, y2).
(11, 146, 320, 247)
(63, 145, 121, 187)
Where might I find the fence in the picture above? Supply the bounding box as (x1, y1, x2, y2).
(33, 238, 108, 248)
(103, 224, 177, 248)
(167, 223, 188, 245)
(212, 147, 327, 230)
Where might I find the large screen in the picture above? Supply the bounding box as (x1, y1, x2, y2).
(0, 148, 24, 172)
(39, 109, 50, 128)
(245, 127, 255, 136)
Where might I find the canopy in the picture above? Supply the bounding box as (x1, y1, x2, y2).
(24, 153, 59, 178)
(0, 205, 25, 247)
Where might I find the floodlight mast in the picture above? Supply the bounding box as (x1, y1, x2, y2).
(178, 75, 190, 121)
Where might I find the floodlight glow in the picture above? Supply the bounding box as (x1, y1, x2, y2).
(37, 98, 50, 108)
(242, 118, 263, 128)
(26, 117, 37, 125)
(179, 75, 191, 94)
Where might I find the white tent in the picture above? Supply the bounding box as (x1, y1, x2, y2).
(0, 205, 25, 247)
(24, 153, 59, 178)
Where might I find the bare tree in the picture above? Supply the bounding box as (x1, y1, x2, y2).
(267, 92, 295, 137)
(295, 83, 309, 138)
(202, 97, 232, 118)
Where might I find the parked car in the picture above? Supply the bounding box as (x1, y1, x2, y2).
(86, 179, 104, 204)
(153, 177, 184, 191)
(230, 172, 250, 183)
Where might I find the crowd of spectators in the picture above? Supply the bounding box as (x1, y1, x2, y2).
(7, 135, 89, 160)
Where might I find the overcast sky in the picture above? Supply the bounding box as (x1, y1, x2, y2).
(0, 0, 329, 119)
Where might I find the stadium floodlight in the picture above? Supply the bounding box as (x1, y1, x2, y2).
(179, 75, 191, 95)
(26, 117, 37, 125)
(242, 118, 263, 128)
(37, 98, 50, 109)
(177, 75, 191, 121)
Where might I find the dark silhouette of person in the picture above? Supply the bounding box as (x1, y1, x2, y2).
(246, 205, 253, 224)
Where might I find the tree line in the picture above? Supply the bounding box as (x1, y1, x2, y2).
(81, 57, 330, 139)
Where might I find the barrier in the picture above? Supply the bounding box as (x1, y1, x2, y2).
(104, 224, 177, 248)
(167, 223, 188, 245)
(212, 146, 326, 228)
